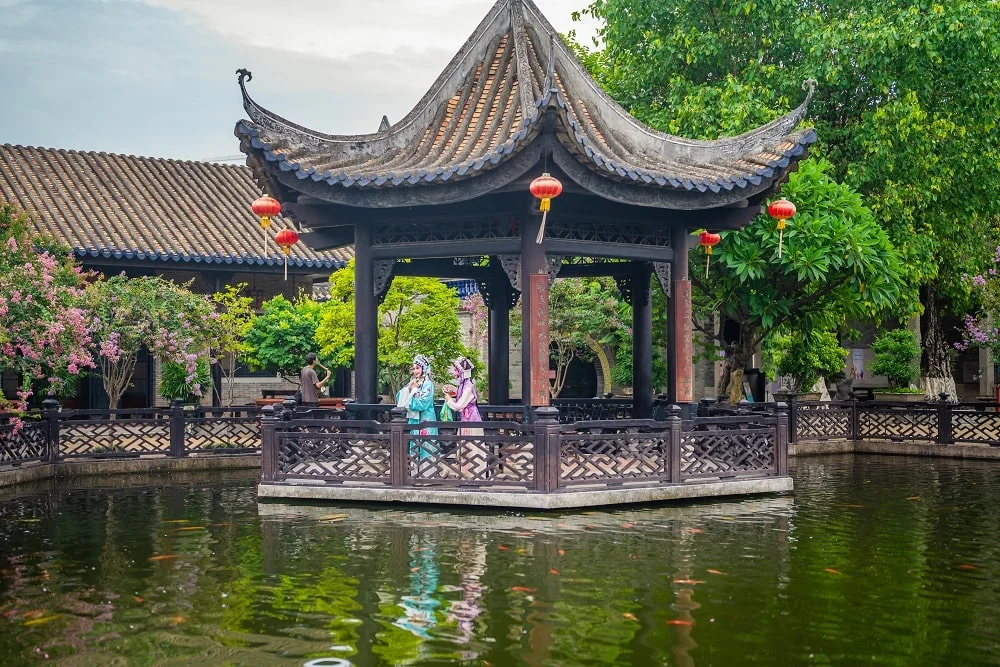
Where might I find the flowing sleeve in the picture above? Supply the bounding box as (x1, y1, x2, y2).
(447, 384, 475, 411)
(409, 379, 435, 413)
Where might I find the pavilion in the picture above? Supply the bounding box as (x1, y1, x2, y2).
(235, 0, 815, 417)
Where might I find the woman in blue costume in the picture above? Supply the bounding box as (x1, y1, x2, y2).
(395, 354, 438, 459)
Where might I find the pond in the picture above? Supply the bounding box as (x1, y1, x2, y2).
(0, 456, 998, 665)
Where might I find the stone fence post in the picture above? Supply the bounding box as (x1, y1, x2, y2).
(534, 406, 560, 493)
(42, 399, 60, 463)
(775, 402, 789, 476)
(668, 405, 683, 483)
(786, 393, 799, 445)
(936, 393, 954, 445)
(849, 398, 861, 442)
(260, 405, 278, 481)
(390, 407, 408, 487)
(168, 398, 186, 458)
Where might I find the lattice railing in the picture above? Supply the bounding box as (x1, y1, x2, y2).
(0, 416, 48, 465)
(186, 409, 261, 453)
(858, 405, 938, 442)
(407, 422, 534, 487)
(58, 409, 171, 457)
(552, 399, 634, 423)
(276, 420, 391, 482)
(795, 402, 852, 441)
(951, 407, 1000, 445)
(682, 417, 777, 480)
(559, 420, 669, 485)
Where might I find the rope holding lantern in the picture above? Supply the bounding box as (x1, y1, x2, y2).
(530, 173, 563, 244)
(274, 228, 299, 281)
(251, 195, 281, 258)
(767, 198, 796, 259)
(699, 230, 721, 278)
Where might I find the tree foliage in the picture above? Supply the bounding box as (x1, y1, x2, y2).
(691, 159, 905, 397)
(577, 0, 1000, 389)
(211, 283, 257, 406)
(0, 202, 94, 418)
(86, 275, 218, 409)
(769, 330, 847, 394)
(870, 328, 922, 390)
(316, 261, 476, 396)
(244, 294, 327, 382)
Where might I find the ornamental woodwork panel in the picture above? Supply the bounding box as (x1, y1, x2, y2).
(373, 218, 518, 245)
(559, 431, 668, 484)
(859, 407, 937, 441)
(546, 219, 673, 247)
(186, 414, 261, 451)
(407, 426, 534, 485)
(796, 404, 852, 441)
(681, 425, 776, 479)
(59, 414, 170, 457)
(952, 410, 1000, 445)
(277, 429, 391, 481)
(0, 420, 47, 464)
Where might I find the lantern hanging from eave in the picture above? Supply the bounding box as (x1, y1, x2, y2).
(252, 195, 281, 257)
(767, 198, 796, 259)
(699, 230, 721, 278)
(274, 228, 299, 281)
(530, 173, 563, 244)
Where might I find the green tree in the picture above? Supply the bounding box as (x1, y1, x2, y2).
(769, 329, 847, 394)
(317, 261, 476, 396)
(576, 0, 1000, 398)
(210, 283, 257, 406)
(513, 277, 627, 398)
(870, 328, 922, 390)
(243, 294, 327, 383)
(692, 160, 904, 400)
(86, 275, 218, 410)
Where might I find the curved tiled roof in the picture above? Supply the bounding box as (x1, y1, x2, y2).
(0, 144, 351, 268)
(235, 0, 815, 208)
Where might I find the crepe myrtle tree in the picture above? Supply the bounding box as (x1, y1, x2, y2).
(86, 274, 219, 410)
(0, 202, 95, 426)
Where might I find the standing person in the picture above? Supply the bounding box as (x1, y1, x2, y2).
(299, 352, 330, 407)
(444, 357, 484, 436)
(396, 354, 438, 459)
(445, 356, 484, 478)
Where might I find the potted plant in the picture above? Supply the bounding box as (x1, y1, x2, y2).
(769, 330, 847, 400)
(870, 328, 923, 402)
(159, 357, 213, 407)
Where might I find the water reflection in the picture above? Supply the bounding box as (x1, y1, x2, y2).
(0, 457, 998, 665)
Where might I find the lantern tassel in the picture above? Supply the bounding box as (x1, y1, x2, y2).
(535, 209, 548, 244)
(263, 227, 268, 259)
(778, 228, 784, 259)
(284, 255, 288, 281)
(705, 253, 711, 279)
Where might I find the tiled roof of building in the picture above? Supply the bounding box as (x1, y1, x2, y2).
(0, 144, 352, 269)
(235, 0, 815, 209)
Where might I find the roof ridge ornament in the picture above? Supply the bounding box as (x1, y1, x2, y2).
(544, 33, 556, 92)
(379, 115, 390, 132)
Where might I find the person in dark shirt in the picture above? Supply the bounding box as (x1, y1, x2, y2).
(299, 352, 331, 406)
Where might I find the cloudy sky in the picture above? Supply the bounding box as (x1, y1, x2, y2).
(1, 0, 600, 161)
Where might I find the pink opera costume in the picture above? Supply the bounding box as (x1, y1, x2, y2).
(444, 357, 484, 436)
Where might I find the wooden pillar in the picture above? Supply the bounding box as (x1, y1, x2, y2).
(632, 263, 653, 418)
(354, 224, 378, 403)
(669, 226, 694, 407)
(488, 278, 511, 405)
(521, 214, 550, 408)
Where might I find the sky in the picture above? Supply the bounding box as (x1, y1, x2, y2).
(0, 0, 600, 161)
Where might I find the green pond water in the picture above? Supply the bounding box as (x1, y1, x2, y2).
(0, 455, 998, 666)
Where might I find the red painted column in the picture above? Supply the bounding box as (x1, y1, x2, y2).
(672, 279, 694, 403)
(528, 273, 551, 406)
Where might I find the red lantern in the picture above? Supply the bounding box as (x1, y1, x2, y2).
(699, 230, 722, 278)
(274, 228, 299, 281)
(530, 173, 563, 243)
(252, 195, 281, 228)
(252, 195, 281, 258)
(767, 198, 796, 259)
